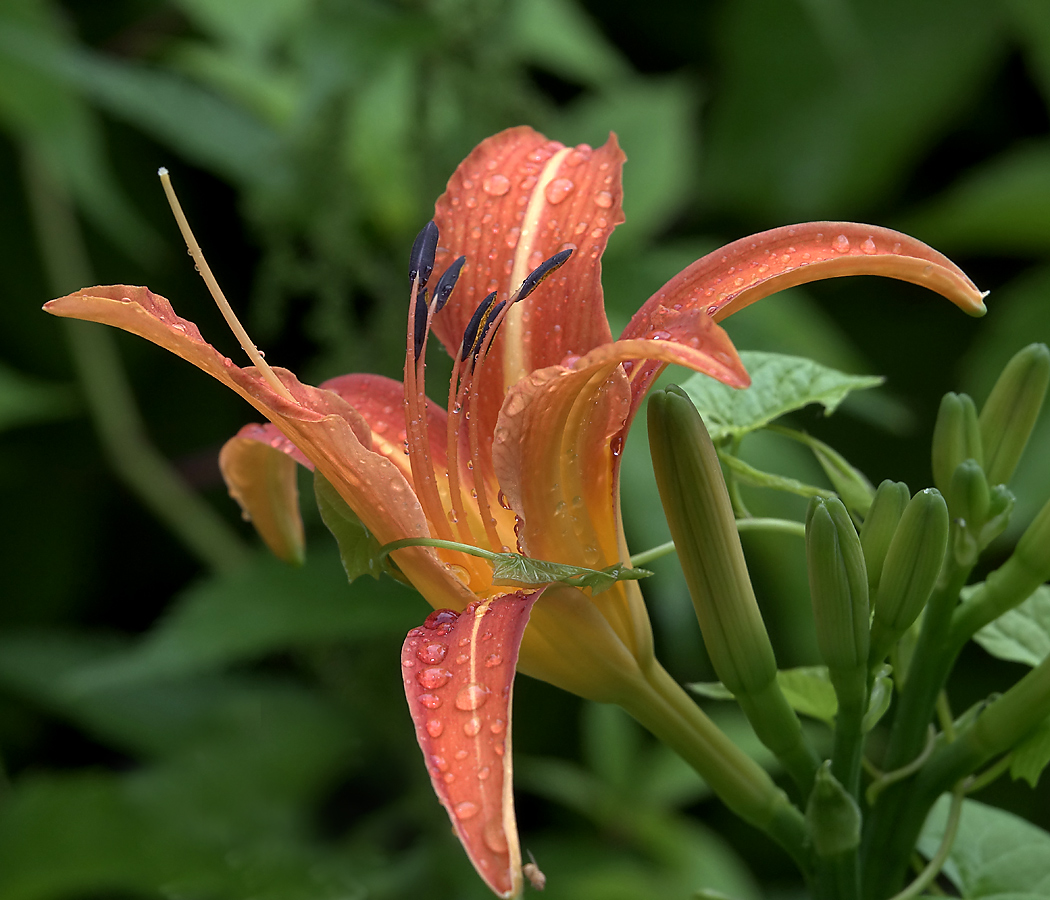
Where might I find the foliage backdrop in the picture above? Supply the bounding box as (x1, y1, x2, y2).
(2, 0, 1050, 897)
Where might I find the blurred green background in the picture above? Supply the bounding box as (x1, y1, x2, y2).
(2, 0, 1050, 897)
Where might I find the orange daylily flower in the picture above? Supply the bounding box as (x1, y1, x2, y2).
(45, 126, 985, 899)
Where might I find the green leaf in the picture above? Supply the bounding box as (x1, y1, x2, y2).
(0, 363, 75, 431)
(972, 584, 1050, 667)
(313, 471, 385, 583)
(681, 351, 884, 443)
(1012, 716, 1050, 788)
(918, 796, 1050, 897)
(690, 666, 838, 724)
(776, 427, 875, 517)
(862, 666, 894, 732)
(490, 554, 651, 594)
(65, 548, 417, 689)
(718, 451, 835, 500)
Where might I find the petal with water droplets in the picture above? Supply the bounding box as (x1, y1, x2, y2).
(402, 592, 540, 900)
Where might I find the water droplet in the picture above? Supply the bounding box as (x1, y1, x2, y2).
(424, 609, 459, 633)
(447, 564, 470, 585)
(470, 226, 481, 239)
(430, 754, 449, 772)
(416, 642, 448, 664)
(417, 667, 453, 690)
(861, 236, 877, 254)
(477, 765, 491, 780)
(463, 716, 482, 736)
(454, 801, 479, 820)
(833, 234, 850, 253)
(443, 772, 455, 784)
(493, 742, 505, 756)
(466, 196, 477, 209)
(594, 190, 613, 208)
(498, 490, 511, 510)
(485, 653, 502, 667)
(455, 749, 468, 760)
(455, 653, 469, 665)
(544, 178, 575, 204)
(483, 819, 508, 853)
(459, 636, 471, 647)
(482, 174, 510, 196)
(611, 434, 625, 457)
(426, 719, 444, 737)
(490, 718, 505, 734)
(402, 659, 416, 668)
(455, 683, 491, 710)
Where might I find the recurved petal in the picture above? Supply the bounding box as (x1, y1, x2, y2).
(44, 285, 473, 612)
(431, 127, 625, 462)
(623, 223, 986, 343)
(220, 429, 306, 565)
(402, 593, 540, 900)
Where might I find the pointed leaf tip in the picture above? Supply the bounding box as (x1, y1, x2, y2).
(402, 592, 541, 898)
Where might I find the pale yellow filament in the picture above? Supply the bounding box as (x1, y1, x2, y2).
(158, 168, 296, 403)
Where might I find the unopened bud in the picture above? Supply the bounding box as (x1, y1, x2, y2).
(860, 480, 910, 595)
(949, 459, 990, 567)
(1014, 493, 1050, 585)
(648, 387, 777, 696)
(869, 489, 949, 665)
(931, 392, 982, 497)
(979, 343, 1050, 486)
(806, 497, 870, 673)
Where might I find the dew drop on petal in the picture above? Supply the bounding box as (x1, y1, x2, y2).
(455, 683, 491, 710)
(485, 653, 502, 667)
(833, 234, 850, 253)
(463, 716, 482, 736)
(861, 236, 877, 254)
(594, 190, 613, 208)
(544, 178, 574, 204)
(490, 718, 506, 734)
(416, 642, 448, 664)
(426, 719, 444, 737)
(478, 765, 491, 780)
(482, 174, 510, 196)
(454, 801, 479, 820)
(417, 667, 453, 690)
(418, 693, 441, 709)
(483, 819, 509, 853)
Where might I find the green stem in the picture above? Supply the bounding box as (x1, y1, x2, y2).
(829, 668, 868, 797)
(724, 436, 753, 518)
(629, 518, 806, 567)
(621, 661, 811, 874)
(23, 147, 249, 574)
(885, 781, 966, 900)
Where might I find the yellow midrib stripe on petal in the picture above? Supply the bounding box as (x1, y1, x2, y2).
(502, 146, 573, 392)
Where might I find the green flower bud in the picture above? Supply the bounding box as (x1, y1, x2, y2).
(979, 484, 1014, 548)
(860, 480, 910, 595)
(806, 497, 870, 673)
(648, 387, 778, 697)
(1014, 492, 1050, 585)
(649, 387, 819, 792)
(979, 342, 1050, 486)
(806, 761, 861, 858)
(931, 392, 982, 497)
(949, 458, 990, 567)
(869, 489, 949, 665)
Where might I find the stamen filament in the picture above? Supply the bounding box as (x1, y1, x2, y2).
(444, 354, 482, 545)
(404, 278, 455, 542)
(158, 168, 296, 403)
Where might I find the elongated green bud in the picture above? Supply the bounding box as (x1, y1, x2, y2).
(648, 387, 819, 793)
(648, 388, 778, 696)
(979, 342, 1050, 486)
(869, 488, 949, 665)
(1015, 492, 1050, 583)
(860, 480, 910, 595)
(949, 459, 990, 566)
(931, 392, 982, 497)
(806, 497, 870, 673)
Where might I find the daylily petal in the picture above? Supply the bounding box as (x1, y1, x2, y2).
(402, 592, 540, 900)
(431, 126, 625, 465)
(219, 431, 306, 565)
(43, 285, 474, 612)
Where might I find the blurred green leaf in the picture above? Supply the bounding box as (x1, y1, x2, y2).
(509, 0, 629, 87)
(918, 796, 1050, 896)
(0, 364, 75, 431)
(972, 584, 1050, 668)
(905, 142, 1050, 254)
(700, 0, 1005, 218)
(681, 351, 883, 442)
(64, 548, 417, 689)
(690, 666, 837, 724)
(172, 0, 309, 54)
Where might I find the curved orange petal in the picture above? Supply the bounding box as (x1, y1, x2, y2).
(219, 432, 305, 565)
(44, 285, 474, 611)
(402, 593, 540, 899)
(431, 126, 625, 464)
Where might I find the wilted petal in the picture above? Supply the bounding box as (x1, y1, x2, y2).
(431, 126, 625, 466)
(402, 592, 540, 900)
